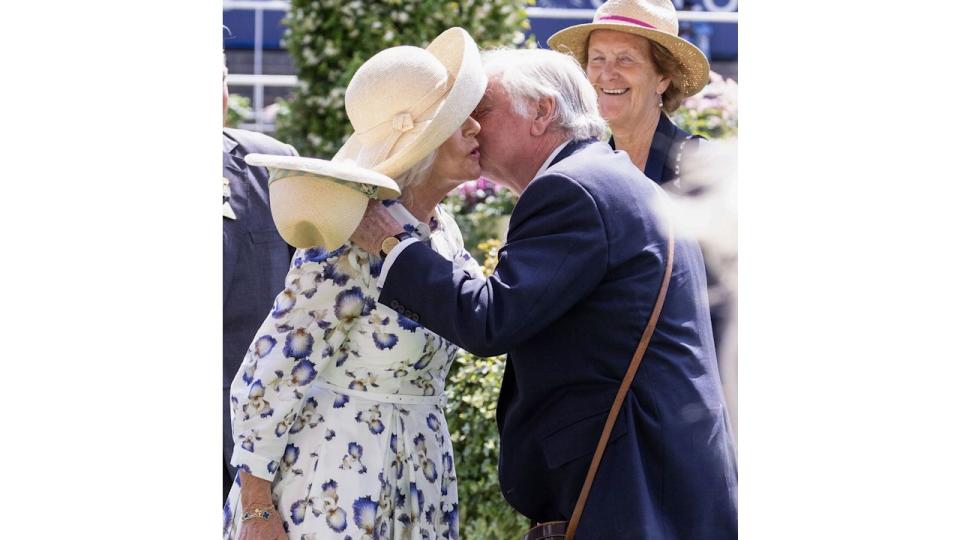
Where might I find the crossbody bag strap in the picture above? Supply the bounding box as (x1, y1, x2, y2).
(564, 224, 675, 540)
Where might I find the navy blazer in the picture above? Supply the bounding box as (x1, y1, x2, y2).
(380, 139, 737, 539)
(611, 112, 703, 186)
(222, 128, 296, 488)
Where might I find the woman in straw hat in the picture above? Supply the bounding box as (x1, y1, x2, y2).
(548, 0, 711, 186)
(223, 27, 486, 540)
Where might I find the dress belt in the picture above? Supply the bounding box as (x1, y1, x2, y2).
(314, 381, 446, 407)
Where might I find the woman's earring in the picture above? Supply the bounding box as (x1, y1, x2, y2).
(658, 94, 664, 108)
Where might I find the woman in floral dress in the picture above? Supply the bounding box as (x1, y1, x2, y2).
(224, 28, 486, 540)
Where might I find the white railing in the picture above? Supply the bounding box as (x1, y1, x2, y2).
(224, 0, 292, 131)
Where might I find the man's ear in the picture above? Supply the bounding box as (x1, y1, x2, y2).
(530, 95, 556, 137)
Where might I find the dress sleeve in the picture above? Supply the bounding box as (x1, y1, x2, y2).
(229, 243, 371, 481)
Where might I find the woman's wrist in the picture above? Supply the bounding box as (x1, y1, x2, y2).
(239, 470, 275, 508)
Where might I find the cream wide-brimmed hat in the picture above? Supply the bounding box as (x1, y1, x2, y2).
(547, 0, 710, 98)
(245, 26, 486, 250)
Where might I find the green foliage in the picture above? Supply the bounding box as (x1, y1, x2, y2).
(441, 239, 524, 538)
(445, 352, 528, 539)
(276, 0, 536, 158)
(671, 71, 738, 139)
(443, 179, 516, 261)
(226, 94, 252, 128)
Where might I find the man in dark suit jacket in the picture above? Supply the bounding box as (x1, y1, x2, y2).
(351, 48, 737, 539)
(222, 63, 297, 500)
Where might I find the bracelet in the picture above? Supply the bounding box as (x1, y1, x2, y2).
(240, 507, 274, 522)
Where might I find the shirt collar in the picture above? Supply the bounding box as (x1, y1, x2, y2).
(534, 138, 573, 178)
(381, 200, 439, 240)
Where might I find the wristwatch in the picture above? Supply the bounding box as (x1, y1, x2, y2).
(379, 232, 413, 258)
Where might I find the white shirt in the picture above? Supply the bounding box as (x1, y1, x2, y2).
(378, 139, 573, 287)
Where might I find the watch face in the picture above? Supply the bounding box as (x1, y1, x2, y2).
(381, 236, 400, 254)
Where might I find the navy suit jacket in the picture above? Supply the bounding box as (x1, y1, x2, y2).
(380, 139, 737, 539)
(222, 128, 296, 482)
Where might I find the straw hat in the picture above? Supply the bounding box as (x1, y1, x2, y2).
(547, 0, 710, 98)
(245, 27, 486, 250)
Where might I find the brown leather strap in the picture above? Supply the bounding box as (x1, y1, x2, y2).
(564, 226, 675, 540)
(523, 520, 568, 540)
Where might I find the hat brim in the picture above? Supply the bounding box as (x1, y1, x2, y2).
(337, 27, 487, 181)
(244, 153, 401, 200)
(548, 22, 710, 98)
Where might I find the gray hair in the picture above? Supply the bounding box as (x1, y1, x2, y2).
(393, 148, 438, 192)
(481, 48, 607, 140)
(394, 148, 438, 209)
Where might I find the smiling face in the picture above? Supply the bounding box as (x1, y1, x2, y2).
(431, 116, 482, 183)
(585, 30, 670, 131)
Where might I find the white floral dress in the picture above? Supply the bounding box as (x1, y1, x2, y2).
(224, 201, 482, 540)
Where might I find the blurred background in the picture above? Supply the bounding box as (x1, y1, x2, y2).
(223, 1, 737, 537)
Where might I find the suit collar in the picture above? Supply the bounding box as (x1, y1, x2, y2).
(547, 138, 597, 169)
(222, 131, 246, 173)
(223, 130, 240, 154)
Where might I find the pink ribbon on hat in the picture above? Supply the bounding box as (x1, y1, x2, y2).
(597, 14, 656, 29)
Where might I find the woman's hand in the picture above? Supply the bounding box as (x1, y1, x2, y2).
(238, 471, 286, 540)
(350, 199, 404, 254)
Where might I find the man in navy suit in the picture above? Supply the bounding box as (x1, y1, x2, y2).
(352, 48, 737, 539)
(222, 60, 297, 500)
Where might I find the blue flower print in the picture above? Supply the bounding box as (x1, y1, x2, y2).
(226, 203, 476, 539)
(424, 503, 435, 526)
(373, 330, 398, 350)
(396, 315, 421, 332)
(369, 256, 383, 278)
(333, 287, 375, 323)
(352, 495, 378, 535)
(283, 443, 300, 468)
(355, 405, 385, 435)
(323, 257, 354, 286)
(303, 244, 345, 265)
(242, 381, 273, 419)
(441, 452, 456, 496)
(320, 479, 348, 533)
(370, 313, 399, 350)
(240, 360, 257, 385)
(441, 503, 459, 540)
(253, 335, 277, 358)
(289, 397, 321, 434)
(283, 329, 314, 359)
(291, 359, 318, 386)
(402, 223, 418, 235)
(412, 350, 433, 371)
(290, 498, 309, 525)
(409, 482, 425, 517)
(272, 289, 297, 318)
(412, 375, 437, 396)
(414, 434, 438, 483)
(426, 414, 441, 432)
(340, 442, 367, 474)
(429, 215, 440, 232)
(233, 464, 251, 488)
